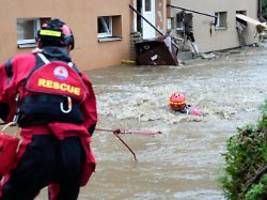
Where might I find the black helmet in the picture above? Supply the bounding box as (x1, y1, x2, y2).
(36, 18, 75, 50)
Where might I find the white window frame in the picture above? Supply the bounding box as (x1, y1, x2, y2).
(97, 16, 112, 38)
(16, 18, 41, 47)
(167, 18, 174, 30)
(214, 12, 227, 30)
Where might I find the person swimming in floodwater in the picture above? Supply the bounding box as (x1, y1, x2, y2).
(168, 92, 202, 116)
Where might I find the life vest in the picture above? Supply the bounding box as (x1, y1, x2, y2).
(169, 92, 202, 116)
(17, 53, 87, 127)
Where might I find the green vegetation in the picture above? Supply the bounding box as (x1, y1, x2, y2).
(220, 101, 267, 200)
(263, 0, 267, 19)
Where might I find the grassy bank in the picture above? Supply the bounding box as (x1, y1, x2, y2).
(220, 101, 267, 200)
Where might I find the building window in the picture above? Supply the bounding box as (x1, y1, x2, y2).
(16, 18, 50, 48)
(167, 18, 174, 30)
(215, 12, 227, 29)
(97, 15, 122, 42)
(176, 11, 185, 32)
(98, 16, 112, 38)
(176, 12, 193, 34)
(236, 10, 248, 34)
(145, 0, 152, 12)
(236, 10, 247, 15)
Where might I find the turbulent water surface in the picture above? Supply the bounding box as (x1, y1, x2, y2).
(40, 44, 267, 200)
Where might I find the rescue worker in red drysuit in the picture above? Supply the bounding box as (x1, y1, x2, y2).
(0, 18, 97, 200)
(169, 92, 202, 116)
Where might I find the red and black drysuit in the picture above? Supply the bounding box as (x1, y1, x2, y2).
(0, 47, 97, 200)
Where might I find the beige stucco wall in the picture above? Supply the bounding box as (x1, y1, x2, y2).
(0, 0, 132, 70)
(168, 0, 259, 52)
(0, 0, 260, 69)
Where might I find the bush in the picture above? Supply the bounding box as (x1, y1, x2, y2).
(220, 100, 267, 200)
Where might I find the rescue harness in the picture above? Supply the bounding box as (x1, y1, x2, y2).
(15, 53, 87, 127)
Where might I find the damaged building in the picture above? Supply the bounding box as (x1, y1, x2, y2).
(130, 0, 264, 64)
(165, 0, 263, 57)
(0, 0, 264, 69)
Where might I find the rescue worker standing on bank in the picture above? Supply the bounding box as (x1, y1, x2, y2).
(0, 18, 97, 200)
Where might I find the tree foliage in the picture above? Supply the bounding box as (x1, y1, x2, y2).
(220, 101, 267, 200)
(263, 0, 267, 19)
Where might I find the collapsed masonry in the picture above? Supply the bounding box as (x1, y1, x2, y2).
(129, 4, 267, 66)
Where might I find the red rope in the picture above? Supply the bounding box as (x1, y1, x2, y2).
(95, 128, 162, 136)
(113, 132, 137, 161)
(95, 128, 161, 161)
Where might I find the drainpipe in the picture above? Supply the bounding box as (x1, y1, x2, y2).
(132, 0, 137, 32)
(162, 0, 167, 33)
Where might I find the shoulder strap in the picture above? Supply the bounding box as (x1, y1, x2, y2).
(37, 53, 50, 64)
(37, 53, 78, 72)
(24, 53, 47, 83)
(25, 53, 81, 84)
(69, 63, 82, 76)
(4, 58, 13, 79)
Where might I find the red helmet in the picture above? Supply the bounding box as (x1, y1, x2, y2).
(36, 18, 75, 50)
(169, 92, 186, 111)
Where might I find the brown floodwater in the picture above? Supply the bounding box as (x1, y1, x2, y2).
(38, 44, 267, 200)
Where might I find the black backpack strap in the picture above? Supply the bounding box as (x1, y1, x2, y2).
(67, 62, 81, 76)
(4, 58, 13, 79)
(23, 53, 49, 85)
(37, 53, 50, 64)
(18, 94, 84, 127)
(33, 53, 81, 76)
